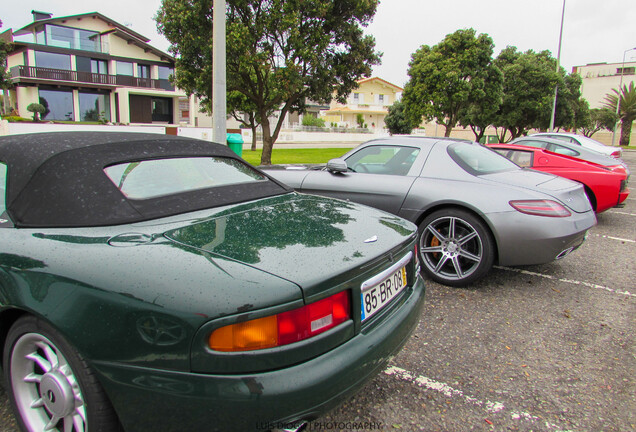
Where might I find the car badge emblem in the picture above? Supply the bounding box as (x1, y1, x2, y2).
(364, 235, 378, 243)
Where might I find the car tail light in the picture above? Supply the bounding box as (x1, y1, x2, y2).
(610, 150, 622, 158)
(509, 200, 571, 217)
(208, 291, 351, 352)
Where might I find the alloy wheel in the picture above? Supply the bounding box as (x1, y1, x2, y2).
(10, 332, 87, 432)
(420, 215, 484, 282)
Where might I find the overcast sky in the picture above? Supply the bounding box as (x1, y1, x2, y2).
(2, 0, 635, 88)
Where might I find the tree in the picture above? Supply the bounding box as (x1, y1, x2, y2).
(384, 100, 413, 135)
(547, 72, 585, 131)
(156, 0, 381, 165)
(26, 103, 46, 122)
(580, 107, 617, 138)
(602, 81, 636, 146)
(457, 64, 503, 142)
(226, 90, 262, 150)
(402, 29, 498, 137)
(356, 113, 365, 128)
(493, 47, 561, 141)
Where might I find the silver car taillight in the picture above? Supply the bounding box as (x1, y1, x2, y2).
(509, 200, 571, 217)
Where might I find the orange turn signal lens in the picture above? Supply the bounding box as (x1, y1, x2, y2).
(209, 291, 351, 352)
(208, 315, 278, 352)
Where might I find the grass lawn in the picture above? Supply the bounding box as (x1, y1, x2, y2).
(241, 147, 353, 166)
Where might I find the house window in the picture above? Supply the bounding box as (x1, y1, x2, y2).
(353, 93, 360, 103)
(79, 91, 111, 122)
(116, 61, 134, 76)
(34, 51, 71, 70)
(138, 64, 150, 79)
(152, 97, 173, 123)
(38, 24, 101, 52)
(378, 94, 385, 104)
(76, 57, 108, 74)
(157, 66, 174, 90)
(158, 66, 173, 80)
(91, 60, 108, 74)
(617, 67, 635, 75)
(38, 87, 74, 121)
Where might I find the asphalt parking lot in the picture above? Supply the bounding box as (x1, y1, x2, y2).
(0, 153, 634, 432)
(311, 151, 635, 432)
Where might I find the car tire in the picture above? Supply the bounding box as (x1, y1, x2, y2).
(582, 185, 597, 212)
(3, 315, 122, 432)
(418, 209, 495, 287)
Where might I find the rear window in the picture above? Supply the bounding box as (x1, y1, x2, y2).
(448, 143, 518, 175)
(104, 157, 267, 199)
(549, 144, 580, 157)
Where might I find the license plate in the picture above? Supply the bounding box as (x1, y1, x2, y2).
(361, 265, 407, 322)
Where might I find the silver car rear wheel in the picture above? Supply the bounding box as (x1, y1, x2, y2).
(418, 209, 494, 287)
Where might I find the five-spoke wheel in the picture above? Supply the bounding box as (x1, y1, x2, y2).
(418, 209, 494, 287)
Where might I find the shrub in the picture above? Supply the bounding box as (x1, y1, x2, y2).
(27, 103, 46, 122)
(302, 115, 326, 128)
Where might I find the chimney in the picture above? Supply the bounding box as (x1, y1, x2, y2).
(32, 11, 53, 21)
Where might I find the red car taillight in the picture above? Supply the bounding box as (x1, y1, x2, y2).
(209, 291, 351, 352)
(611, 150, 622, 158)
(509, 200, 571, 217)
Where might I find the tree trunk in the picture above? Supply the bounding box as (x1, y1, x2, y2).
(260, 118, 274, 165)
(444, 123, 453, 137)
(251, 125, 257, 151)
(619, 118, 632, 146)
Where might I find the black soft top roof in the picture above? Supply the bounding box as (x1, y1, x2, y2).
(0, 132, 290, 228)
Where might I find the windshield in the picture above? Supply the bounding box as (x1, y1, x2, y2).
(448, 143, 519, 175)
(105, 157, 267, 199)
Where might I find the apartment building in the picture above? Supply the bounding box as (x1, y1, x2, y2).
(573, 61, 636, 109)
(2, 11, 193, 125)
(323, 77, 403, 129)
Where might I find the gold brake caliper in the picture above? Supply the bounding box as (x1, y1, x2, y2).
(430, 236, 440, 259)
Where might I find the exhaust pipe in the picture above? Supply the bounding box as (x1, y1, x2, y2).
(555, 247, 574, 260)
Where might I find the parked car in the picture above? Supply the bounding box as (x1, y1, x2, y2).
(0, 132, 425, 432)
(263, 137, 597, 287)
(510, 136, 630, 174)
(488, 143, 630, 213)
(531, 132, 622, 158)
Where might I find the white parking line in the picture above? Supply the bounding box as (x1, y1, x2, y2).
(606, 211, 636, 216)
(384, 366, 572, 431)
(494, 266, 635, 297)
(593, 234, 636, 243)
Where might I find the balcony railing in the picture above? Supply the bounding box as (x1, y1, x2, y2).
(10, 65, 174, 91)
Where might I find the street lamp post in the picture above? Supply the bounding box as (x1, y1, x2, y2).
(212, 0, 227, 144)
(549, 0, 566, 133)
(611, 47, 636, 147)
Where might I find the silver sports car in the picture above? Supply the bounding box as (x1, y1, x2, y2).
(263, 137, 597, 287)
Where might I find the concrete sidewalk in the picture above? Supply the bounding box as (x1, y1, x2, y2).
(242, 141, 363, 149)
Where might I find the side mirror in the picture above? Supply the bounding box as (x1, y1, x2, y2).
(326, 158, 349, 173)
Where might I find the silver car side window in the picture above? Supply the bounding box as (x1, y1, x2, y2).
(345, 146, 420, 176)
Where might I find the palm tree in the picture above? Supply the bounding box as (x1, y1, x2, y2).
(603, 81, 636, 146)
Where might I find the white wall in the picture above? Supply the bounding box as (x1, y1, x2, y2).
(0, 121, 391, 144)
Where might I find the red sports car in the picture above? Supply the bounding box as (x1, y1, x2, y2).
(488, 143, 630, 213)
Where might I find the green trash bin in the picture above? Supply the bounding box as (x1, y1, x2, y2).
(226, 133, 244, 157)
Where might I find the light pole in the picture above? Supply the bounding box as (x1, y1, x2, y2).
(549, 0, 566, 132)
(611, 47, 636, 146)
(212, 0, 227, 144)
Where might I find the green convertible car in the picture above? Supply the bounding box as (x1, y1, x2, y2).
(0, 132, 425, 432)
